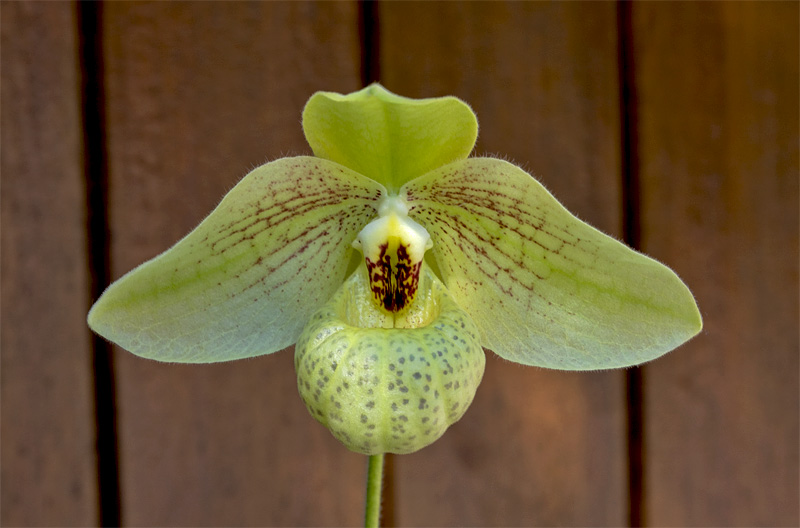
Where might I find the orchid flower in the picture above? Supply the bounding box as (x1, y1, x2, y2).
(88, 84, 702, 456)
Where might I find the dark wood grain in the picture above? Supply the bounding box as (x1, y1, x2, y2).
(102, 3, 368, 525)
(0, 2, 99, 525)
(379, 2, 627, 525)
(633, 2, 799, 526)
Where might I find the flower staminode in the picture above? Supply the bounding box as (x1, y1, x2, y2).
(353, 195, 432, 314)
(88, 84, 702, 456)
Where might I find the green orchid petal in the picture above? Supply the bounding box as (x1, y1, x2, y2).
(88, 157, 385, 363)
(302, 84, 478, 193)
(403, 158, 703, 370)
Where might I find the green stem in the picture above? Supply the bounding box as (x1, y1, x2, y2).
(364, 453, 384, 528)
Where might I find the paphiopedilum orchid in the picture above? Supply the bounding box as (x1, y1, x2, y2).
(88, 84, 702, 456)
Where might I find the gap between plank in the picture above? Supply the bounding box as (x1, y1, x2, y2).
(77, 2, 122, 526)
(616, 2, 645, 526)
(358, 2, 395, 526)
(359, 0, 382, 87)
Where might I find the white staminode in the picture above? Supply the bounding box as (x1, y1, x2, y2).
(352, 195, 432, 262)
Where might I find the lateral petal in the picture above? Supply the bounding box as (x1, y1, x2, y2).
(88, 157, 385, 363)
(403, 158, 702, 370)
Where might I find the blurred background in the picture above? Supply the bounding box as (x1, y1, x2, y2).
(2, 1, 797, 526)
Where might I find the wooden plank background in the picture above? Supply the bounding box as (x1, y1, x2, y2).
(2, 2, 797, 527)
(379, 2, 627, 525)
(634, 3, 800, 526)
(1, 3, 99, 526)
(103, 2, 365, 526)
